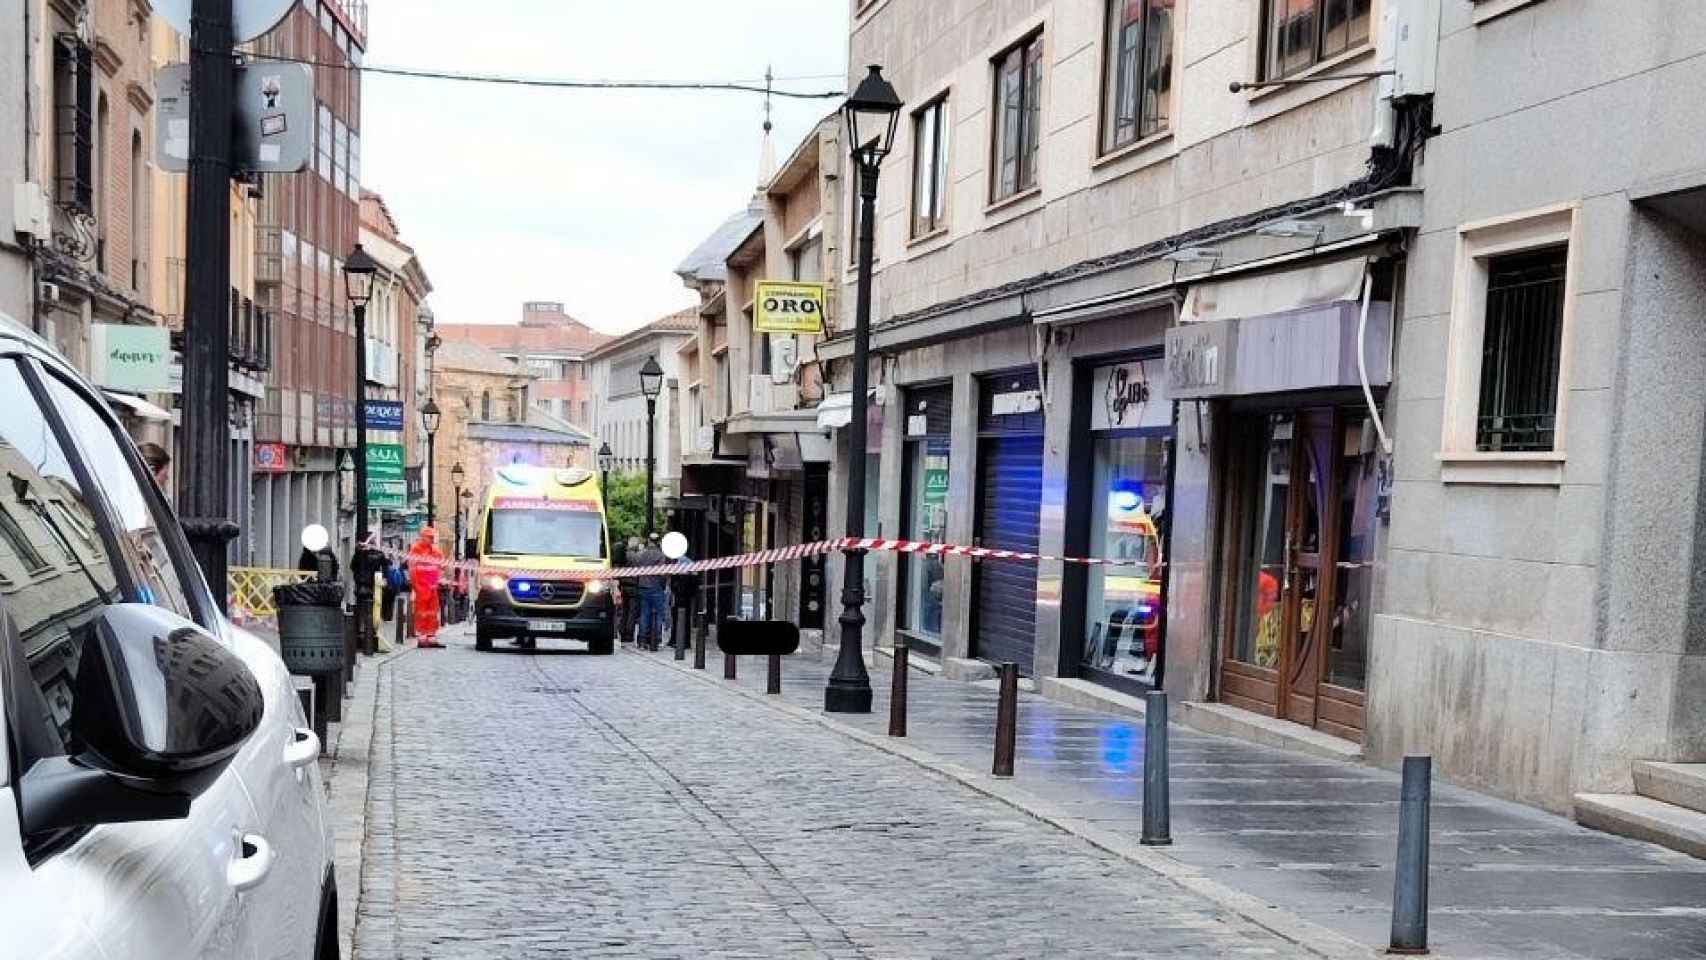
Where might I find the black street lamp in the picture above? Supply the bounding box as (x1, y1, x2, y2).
(344, 243, 380, 654)
(422, 397, 441, 522)
(450, 460, 466, 556)
(826, 65, 902, 715)
(597, 441, 615, 500)
(638, 356, 664, 537)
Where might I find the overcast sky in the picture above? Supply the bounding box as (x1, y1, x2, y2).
(360, 2, 849, 336)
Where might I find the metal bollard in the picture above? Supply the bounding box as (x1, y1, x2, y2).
(724, 651, 737, 680)
(766, 653, 781, 695)
(992, 662, 1018, 778)
(1141, 691, 1172, 846)
(673, 607, 688, 661)
(395, 595, 407, 648)
(693, 608, 707, 670)
(1389, 755, 1432, 955)
(888, 639, 909, 738)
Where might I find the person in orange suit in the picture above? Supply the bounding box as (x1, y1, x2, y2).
(408, 527, 446, 648)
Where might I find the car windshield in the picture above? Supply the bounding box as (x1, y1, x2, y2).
(487, 508, 605, 559)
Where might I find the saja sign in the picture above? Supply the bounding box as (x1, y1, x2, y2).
(90, 324, 171, 392)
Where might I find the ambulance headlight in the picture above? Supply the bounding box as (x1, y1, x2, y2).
(583, 579, 606, 595)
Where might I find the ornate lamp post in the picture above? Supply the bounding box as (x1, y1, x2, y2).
(598, 441, 615, 499)
(343, 243, 380, 654)
(638, 356, 664, 537)
(421, 398, 442, 521)
(450, 460, 467, 558)
(825, 66, 902, 714)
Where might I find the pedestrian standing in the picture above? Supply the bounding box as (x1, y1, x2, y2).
(138, 442, 171, 495)
(408, 527, 446, 648)
(632, 534, 668, 650)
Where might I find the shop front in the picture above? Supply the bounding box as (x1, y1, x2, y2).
(1063, 355, 1173, 695)
(1168, 254, 1397, 744)
(972, 369, 1046, 673)
(896, 383, 952, 659)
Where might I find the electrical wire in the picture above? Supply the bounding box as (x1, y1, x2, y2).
(244, 53, 845, 99)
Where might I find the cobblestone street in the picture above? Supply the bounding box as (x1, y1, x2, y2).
(351, 629, 1319, 959)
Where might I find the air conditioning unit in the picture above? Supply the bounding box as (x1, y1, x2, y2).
(12, 183, 50, 242)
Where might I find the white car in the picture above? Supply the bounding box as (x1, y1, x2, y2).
(0, 316, 336, 960)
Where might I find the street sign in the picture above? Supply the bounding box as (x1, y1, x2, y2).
(235, 63, 314, 174)
(753, 281, 826, 335)
(155, 62, 314, 175)
(154, 0, 298, 44)
(365, 400, 404, 431)
(365, 442, 406, 509)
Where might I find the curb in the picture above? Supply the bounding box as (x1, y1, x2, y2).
(638, 650, 1379, 960)
(322, 645, 416, 960)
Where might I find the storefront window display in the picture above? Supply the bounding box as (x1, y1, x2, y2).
(1077, 358, 1172, 688)
(901, 386, 953, 645)
(1081, 435, 1169, 683)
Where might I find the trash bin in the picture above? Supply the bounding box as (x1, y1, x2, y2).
(274, 581, 347, 676)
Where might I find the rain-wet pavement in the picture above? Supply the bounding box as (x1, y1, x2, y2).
(663, 640, 1706, 960)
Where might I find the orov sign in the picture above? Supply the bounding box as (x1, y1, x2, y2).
(753, 281, 826, 335)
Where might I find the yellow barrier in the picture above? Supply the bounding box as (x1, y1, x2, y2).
(229, 566, 314, 625)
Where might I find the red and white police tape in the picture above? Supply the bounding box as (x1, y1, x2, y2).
(377, 536, 1157, 583)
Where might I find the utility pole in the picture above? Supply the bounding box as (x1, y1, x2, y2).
(180, 0, 237, 606)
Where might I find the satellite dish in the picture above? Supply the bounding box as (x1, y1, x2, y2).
(154, 0, 300, 44)
(660, 531, 689, 561)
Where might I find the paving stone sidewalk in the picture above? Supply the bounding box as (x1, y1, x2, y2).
(348, 626, 1340, 959)
(659, 642, 1706, 960)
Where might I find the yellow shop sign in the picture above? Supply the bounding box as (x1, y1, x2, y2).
(753, 281, 827, 335)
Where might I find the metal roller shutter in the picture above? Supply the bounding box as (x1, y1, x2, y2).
(973, 433, 1043, 672)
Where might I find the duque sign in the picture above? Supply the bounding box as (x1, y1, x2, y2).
(91, 324, 171, 392)
(364, 399, 404, 431)
(1091, 358, 1171, 431)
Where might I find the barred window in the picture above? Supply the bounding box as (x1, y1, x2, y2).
(1475, 246, 1568, 452)
(52, 35, 94, 213)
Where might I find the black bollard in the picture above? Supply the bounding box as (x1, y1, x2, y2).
(888, 639, 909, 738)
(693, 606, 707, 670)
(1389, 755, 1432, 955)
(724, 651, 737, 680)
(992, 662, 1018, 778)
(1141, 691, 1171, 846)
(395, 594, 407, 648)
(673, 607, 688, 661)
(767, 653, 781, 695)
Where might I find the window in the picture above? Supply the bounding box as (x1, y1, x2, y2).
(94, 95, 109, 269)
(991, 32, 1043, 202)
(911, 97, 950, 237)
(790, 232, 824, 282)
(1264, 0, 1373, 81)
(1101, 0, 1173, 153)
(52, 34, 94, 213)
(1441, 205, 1578, 483)
(1475, 247, 1567, 452)
(481, 390, 492, 420)
(129, 131, 144, 290)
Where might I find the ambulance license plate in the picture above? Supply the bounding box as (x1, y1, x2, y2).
(531, 620, 568, 633)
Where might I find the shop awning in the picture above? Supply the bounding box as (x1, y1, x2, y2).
(1031, 284, 1177, 326)
(814, 388, 882, 430)
(103, 390, 173, 422)
(1180, 255, 1369, 325)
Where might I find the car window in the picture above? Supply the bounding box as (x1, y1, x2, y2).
(0, 361, 123, 756)
(40, 373, 197, 622)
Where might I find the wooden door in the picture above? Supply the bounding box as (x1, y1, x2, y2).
(1221, 410, 1342, 729)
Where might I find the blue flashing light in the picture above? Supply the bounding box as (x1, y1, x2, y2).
(512, 580, 534, 595)
(1111, 490, 1142, 513)
(1136, 603, 1154, 615)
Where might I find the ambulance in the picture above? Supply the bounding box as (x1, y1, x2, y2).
(472, 464, 617, 653)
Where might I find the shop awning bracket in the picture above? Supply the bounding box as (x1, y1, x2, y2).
(1356, 274, 1394, 455)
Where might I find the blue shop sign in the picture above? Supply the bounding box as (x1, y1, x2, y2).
(365, 399, 404, 430)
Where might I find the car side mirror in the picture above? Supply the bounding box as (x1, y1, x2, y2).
(18, 604, 265, 834)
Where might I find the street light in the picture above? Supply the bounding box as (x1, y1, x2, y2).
(343, 242, 380, 654)
(450, 460, 466, 559)
(597, 441, 614, 499)
(638, 356, 663, 537)
(826, 65, 902, 715)
(421, 397, 441, 522)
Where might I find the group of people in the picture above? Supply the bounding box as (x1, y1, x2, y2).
(622, 533, 671, 650)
